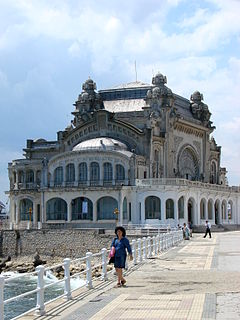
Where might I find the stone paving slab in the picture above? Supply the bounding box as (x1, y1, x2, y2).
(19, 232, 240, 320)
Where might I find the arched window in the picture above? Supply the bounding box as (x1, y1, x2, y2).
(26, 170, 34, 183)
(20, 199, 33, 221)
(210, 161, 217, 184)
(116, 164, 125, 181)
(46, 198, 67, 220)
(208, 200, 213, 219)
(18, 171, 24, 183)
(72, 197, 93, 220)
(103, 163, 113, 181)
(123, 197, 128, 220)
(79, 162, 87, 183)
(166, 199, 174, 219)
(178, 196, 184, 219)
(66, 163, 75, 183)
(54, 167, 63, 185)
(90, 162, 99, 183)
(178, 147, 199, 180)
(200, 199, 206, 219)
(145, 196, 161, 219)
(97, 197, 118, 220)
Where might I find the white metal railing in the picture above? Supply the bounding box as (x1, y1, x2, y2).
(0, 230, 183, 320)
(135, 178, 240, 193)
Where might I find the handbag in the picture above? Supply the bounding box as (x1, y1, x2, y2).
(108, 246, 115, 264)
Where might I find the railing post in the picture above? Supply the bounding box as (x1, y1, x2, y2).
(101, 248, 107, 280)
(132, 240, 137, 265)
(35, 265, 45, 315)
(0, 276, 4, 320)
(64, 258, 72, 300)
(86, 252, 93, 288)
(152, 236, 156, 255)
(143, 237, 147, 260)
(155, 235, 159, 253)
(147, 236, 152, 258)
(138, 238, 142, 262)
(154, 236, 158, 255)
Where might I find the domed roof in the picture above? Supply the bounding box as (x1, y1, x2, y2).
(72, 137, 128, 152)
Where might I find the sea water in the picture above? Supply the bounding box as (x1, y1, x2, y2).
(3, 271, 86, 320)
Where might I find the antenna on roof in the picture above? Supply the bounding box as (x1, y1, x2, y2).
(134, 60, 138, 82)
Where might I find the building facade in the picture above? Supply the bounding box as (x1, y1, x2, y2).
(7, 73, 240, 228)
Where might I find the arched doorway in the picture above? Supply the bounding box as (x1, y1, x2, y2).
(97, 197, 118, 220)
(215, 199, 221, 225)
(145, 196, 161, 219)
(187, 198, 196, 224)
(46, 198, 67, 220)
(19, 199, 33, 221)
(72, 197, 93, 220)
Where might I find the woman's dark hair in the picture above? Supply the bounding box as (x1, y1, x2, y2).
(115, 226, 126, 237)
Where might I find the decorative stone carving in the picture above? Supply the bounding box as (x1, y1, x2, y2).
(190, 91, 211, 126)
(72, 78, 104, 126)
(145, 73, 174, 110)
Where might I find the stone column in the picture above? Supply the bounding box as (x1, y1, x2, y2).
(87, 163, 91, 186)
(62, 165, 66, 187)
(184, 197, 188, 223)
(74, 161, 79, 187)
(93, 201, 97, 222)
(174, 198, 178, 225)
(67, 201, 72, 222)
(99, 160, 103, 186)
(33, 202, 38, 226)
(16, 201, 20, 224)
(161, 199, 166, 223)
(112, 161, 115, 185)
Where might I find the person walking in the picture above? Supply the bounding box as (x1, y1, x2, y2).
(183, 223, 190, 240)
(203, 220, 212, 238)
(110, 226, 133, 287)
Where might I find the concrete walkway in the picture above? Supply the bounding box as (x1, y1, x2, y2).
(20, 231, 240, 320)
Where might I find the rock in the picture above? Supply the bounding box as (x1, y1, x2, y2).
(5, 261, 13, 268)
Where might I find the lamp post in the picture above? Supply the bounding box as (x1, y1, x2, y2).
(114, 208, 119, 226)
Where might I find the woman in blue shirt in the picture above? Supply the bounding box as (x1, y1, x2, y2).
(111, 226, 132, 287)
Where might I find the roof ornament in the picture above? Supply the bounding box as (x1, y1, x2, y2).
(190, 91, 211, 127)
(71, 78, 104, 127)
(145, 72, 174, 110)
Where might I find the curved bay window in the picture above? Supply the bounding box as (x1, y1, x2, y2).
(66, 163, 75, 183)
(72, 197, 93, 220)
(46, 198, 67, 220)
(97, 197, 118, 220)
(54, 167, 63, 186)
(20, 199, 33, 221)
(178, 196, 184, 219)
(145, 196, 161, 219)
(166, 199, 174, 219)
(103, 162, 113, 182)
(116, 164, 125, 182)
(90, 162, 100, 184)
(79, 162, 87, 184)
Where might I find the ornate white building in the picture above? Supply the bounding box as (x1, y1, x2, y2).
(7, 73, 240, 228)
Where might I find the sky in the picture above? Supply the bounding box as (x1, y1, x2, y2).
(0, 0, 240, 204)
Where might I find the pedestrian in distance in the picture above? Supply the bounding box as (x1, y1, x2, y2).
(188, 221, 193, 237)
(110, 226, 133, 287)
(183, 223, 190, 240)
(203, 220, 212, 238)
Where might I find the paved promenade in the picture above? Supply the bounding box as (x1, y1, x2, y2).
(21, 231, 240, 320)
